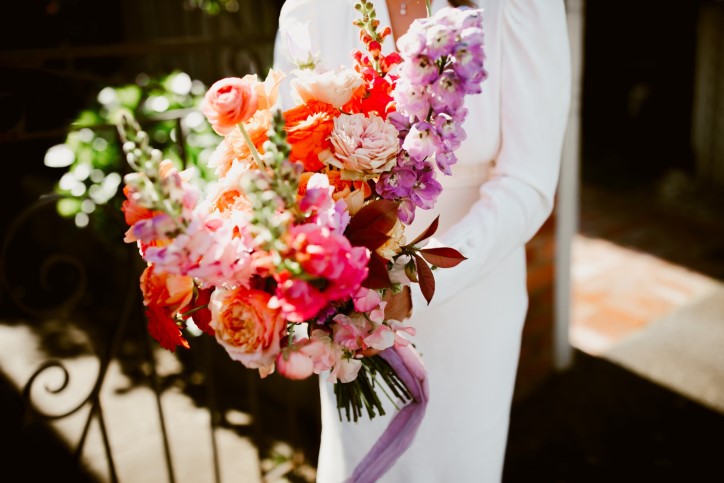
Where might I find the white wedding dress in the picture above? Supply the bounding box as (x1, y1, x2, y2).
(273, 1, 571, 481)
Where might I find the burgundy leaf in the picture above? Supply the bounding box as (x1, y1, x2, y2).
(346, 200, 399, 238)
(383, 286, 412, 322)
(348, 231, 390, 251)
(413, 254, 435, 305)
(362, 253, 392, 289)
(407, 216, 439, 247)
(419, 247, 467, 268)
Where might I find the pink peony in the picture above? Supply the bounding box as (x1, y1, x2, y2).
(287, 224, 369, 301)
(328, 113, 400, 179)
(202, 76, 258, 135)
(269, 273, 329, 323)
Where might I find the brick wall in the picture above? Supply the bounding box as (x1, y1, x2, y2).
(513, 213, 557, 402)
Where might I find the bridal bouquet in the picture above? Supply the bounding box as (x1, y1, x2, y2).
(120, 0, 485, 478)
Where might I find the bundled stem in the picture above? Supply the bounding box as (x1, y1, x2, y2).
(334, 354, 412, 422)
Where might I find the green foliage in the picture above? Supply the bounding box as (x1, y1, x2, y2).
(46, 71, 220, 236)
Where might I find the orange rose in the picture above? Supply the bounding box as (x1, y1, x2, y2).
(209, 286, 286, 377)
(202, 76, 258, 135)
(284, 100, 337, 172)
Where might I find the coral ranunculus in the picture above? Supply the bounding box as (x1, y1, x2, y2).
(209, 286, 286, 377)
(284, 100, 337, 172)
(202, 76, 258, 136)
(208, 109, 270, 177)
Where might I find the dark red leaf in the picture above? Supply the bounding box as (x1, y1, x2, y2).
(407, 216, 439, 247)
(383, 286, 412, 321)
(419, 247, 467, 268)
(413, 254, 435, 305)
(347, 231, 390, 251)
(362, 253, 392, 289)
(345, 199, 399, 242)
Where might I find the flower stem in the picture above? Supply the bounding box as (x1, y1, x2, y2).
(237, 122, 264, 168)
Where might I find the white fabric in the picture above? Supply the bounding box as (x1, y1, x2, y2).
(273, 0, 571, 481)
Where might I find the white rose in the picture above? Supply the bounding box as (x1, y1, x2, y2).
(328, 113, 399, 178)
(291, 66, 364, 108)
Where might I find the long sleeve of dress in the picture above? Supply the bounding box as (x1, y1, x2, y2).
(412, 0, 572, 313)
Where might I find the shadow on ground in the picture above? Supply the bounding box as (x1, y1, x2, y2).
(3, 349, 723, 482)
(503, 350, 724, 483)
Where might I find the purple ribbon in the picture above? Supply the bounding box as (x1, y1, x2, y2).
(347, 345, 429, 483)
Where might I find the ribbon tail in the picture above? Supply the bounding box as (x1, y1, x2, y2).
(346, 344, 429, 483)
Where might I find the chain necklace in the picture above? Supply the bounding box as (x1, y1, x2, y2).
(398, 0, 421, 16)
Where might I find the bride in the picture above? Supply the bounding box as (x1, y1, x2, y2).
(273, 0, 571, 481)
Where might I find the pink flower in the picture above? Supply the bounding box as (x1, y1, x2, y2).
(209, 286, 286, 378)
(332, 313, 369, 352)
(352, 287, 382, 312)
(269, 273, 328, 323)
(288, 224, 369, 301)
(276, 345, 315, 380)
(328, 357, 362, 383)
(202, 76, 258, 135)
(363, 324, 395, 351)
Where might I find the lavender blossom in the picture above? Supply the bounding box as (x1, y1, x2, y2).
(399, 54, 440, 85)
(402, 121, 443, 162)
(429, 70, 465, 114)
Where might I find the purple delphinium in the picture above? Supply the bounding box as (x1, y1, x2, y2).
(385, 5, 486, 224)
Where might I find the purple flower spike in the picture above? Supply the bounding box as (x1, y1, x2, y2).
(393, 79, 432, 121)
(402, 121, 442, 161)
(434, 149, 457, 176)
(430, 70, 465, 114)
(411, 168, 442, 209)
(424, 24, 457, 59)
(377, 165, 417, 199)
(400, 54, 440, 85)
(397, 200, 416, 225)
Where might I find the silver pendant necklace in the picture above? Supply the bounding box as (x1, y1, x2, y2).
(400, 1, 407, 15)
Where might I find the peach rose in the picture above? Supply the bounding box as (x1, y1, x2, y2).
(202, 76, 258, 135)
(209, 286, 286, 377)
(291, 66, 364, 109)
